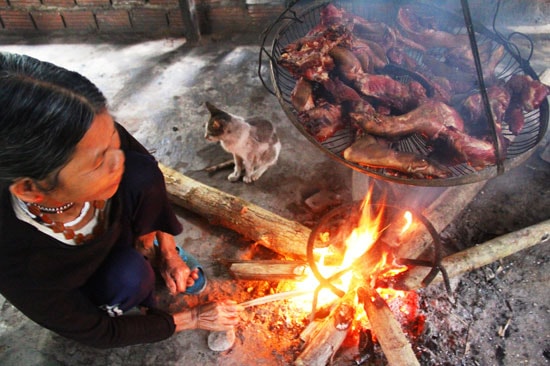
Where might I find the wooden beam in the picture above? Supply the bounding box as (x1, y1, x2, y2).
(393, 181, 486, 260)
(160, 163, 311, 260)
(295, 291, 356, 366)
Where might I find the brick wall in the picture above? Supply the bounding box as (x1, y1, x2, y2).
(0, 0, 548, 38)
(196, 0, 286, 36)
(0, 0, 185, 36)
(0, 0, 286, 38)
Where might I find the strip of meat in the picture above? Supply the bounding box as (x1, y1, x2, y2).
(420, 54, 477, 94)
(322, 77, 363, 104)
(396, 5, 469, 49)
(462, 85, 510, 126)
(504, 106, 525, 136)
(343, 134, 450, 178)
(442, 127, 499, 168)
(351, 100, 464, 137)
(291, 77, 315, 112)
(298, 99, 344, 142)
(330, 46, 427, 112)
(445, 43, 504, 82)
(352, 37, 388, 73)
(350, 101, 499, 168)
(505, 74, 550, 112)
(461, 85, 510, 155)
(278, 24, 351, 82)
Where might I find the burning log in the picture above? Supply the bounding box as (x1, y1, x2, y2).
(358, 287, 420, 366)
(295, 290, 357, 366)
(386, 219, 550, 291)
(159, 163, 311, 260)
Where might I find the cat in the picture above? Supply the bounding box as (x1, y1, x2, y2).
(204, 101, 281, 183)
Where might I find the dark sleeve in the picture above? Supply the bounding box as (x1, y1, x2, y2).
(119, 151, 183, 238)
(0, 281, 176, 348)
(114, 121, 183, 238)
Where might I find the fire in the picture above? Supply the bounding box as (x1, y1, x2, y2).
(342, 191, 385, 268)
(279, 195, 424, 345)
(371, 252, 408, 300)
(287, 189, 419, 327)
(290, 188, 386, 310)
(401, 211, 413, 234)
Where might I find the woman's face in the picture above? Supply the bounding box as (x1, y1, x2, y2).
(45, 112, 125, 204)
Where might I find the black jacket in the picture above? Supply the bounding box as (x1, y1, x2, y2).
(0, 124, 182, 348)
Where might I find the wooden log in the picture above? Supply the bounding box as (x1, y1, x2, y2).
(294, 291, 356, 366)
(159, 163, 311, 260)
(387, 219, 550, 291)
(358, 287, 420, 366)
(227, 260, 309, 280)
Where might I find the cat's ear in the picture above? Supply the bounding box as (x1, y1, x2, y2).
(205, 101, 220, 115)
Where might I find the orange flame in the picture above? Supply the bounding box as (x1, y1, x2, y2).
(285, 196, 422, 337)
(401, 211, 413, 234)
(290, 188, 386, 310)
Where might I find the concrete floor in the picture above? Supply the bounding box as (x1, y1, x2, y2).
(0, 18, 549, 366)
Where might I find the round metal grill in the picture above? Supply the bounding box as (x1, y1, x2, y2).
(259, 0, 548, 186)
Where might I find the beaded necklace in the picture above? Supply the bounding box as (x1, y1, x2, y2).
(30, 201, 75, 214)
(19, 199, 107, 244)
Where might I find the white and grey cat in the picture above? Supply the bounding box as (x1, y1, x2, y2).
(204, 101, 281, 183)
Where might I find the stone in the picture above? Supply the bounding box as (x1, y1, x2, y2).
(207, 329, 236, 352)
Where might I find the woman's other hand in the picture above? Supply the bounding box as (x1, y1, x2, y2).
(173, 300, 243, 332)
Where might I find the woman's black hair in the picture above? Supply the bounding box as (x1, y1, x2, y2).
(0, 52, 108, 190)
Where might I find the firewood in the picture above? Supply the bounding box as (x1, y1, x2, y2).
(159, 163, 311, 260)
(227, 260, 309, 280)
(204, 159, 234, 173)
(294, 291, 356, 366)
(358, 287, 420, 366)
(387, 219, 550, 291)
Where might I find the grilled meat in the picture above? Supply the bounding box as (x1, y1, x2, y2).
(343, 134, 450, 178)
(351, 100, 499, 168)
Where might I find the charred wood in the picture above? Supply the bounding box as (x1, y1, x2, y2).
(358, 286, 420, 366)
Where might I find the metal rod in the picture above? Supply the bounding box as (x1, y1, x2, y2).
(460, 0, 504, 173)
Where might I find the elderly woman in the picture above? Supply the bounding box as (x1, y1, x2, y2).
(0, 52, 241, 348)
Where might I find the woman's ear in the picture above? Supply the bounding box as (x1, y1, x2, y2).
(9, 178, 45, 203)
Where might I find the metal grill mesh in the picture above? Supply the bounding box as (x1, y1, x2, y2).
(264, 1, 548, 186)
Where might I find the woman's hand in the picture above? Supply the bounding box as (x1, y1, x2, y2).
(173, 300, 243, 332)
(140, 231, 197, 295)
(159, 252, 199, 295)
